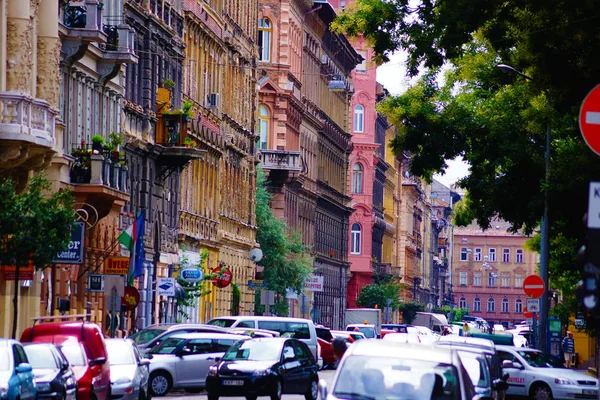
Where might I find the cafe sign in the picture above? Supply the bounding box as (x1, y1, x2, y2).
(53, 222, 85, 264)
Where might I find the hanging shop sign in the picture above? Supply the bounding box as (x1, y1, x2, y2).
(211, 265, 233, 288)
(53, 222, 85, 264)
(121, 286, 140, 311)
(180, 267, 204, 283)
(104, 257, 130, 275)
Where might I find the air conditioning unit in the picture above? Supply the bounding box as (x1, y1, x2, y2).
(207, 93, 219, 108)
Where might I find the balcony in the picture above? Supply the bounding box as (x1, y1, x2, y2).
(373, 262, 393, 276)
(70, 146, 130, 219)
(155, 114, 205, 177)
(100, 24, 138, 64)
(260, 149, 303, 171)
(438, 237, 449, 248)
(0, 93, 57, 169)
(61, 0, 107, 43)
(179, 211, 219, 243)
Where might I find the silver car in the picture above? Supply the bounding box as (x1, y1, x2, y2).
(320, 340, 494, 400)
(105, 339, 150, 400)
(128, 324, 229, 355)
(147, 332, 248, 396)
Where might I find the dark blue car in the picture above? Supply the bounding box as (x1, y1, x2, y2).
(0, 339, 37, 400)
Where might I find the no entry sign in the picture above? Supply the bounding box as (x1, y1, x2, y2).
(579, 85, 600, 155)
(523, 275, 545, 298)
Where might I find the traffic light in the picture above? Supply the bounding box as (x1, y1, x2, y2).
(575, 244, 600, 311)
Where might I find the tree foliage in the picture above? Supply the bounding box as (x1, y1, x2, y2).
(0, 174, 75, 338)
(255, 167, 313, 316)
(397, 301, 424, 324)
(356, 281, 401, 310)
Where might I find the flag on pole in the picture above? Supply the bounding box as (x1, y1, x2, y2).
(118, 212, 145, 286)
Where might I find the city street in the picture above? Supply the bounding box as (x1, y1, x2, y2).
(165, 370, 336, 400)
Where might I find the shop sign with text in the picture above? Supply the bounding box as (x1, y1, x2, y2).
(53, 222, 85, 264)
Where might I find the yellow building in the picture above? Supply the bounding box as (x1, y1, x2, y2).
(179, 0, 258, 321)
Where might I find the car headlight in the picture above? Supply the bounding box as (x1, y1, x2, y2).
(114, 377, 132, 385)
(36, 382, 52, 392)
(555, 378, 574, 385)
(207, 366, 218, 377)
(0, 383, 8, 397)
(253, 369, 270, 377)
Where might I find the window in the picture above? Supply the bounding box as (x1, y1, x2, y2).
(489, 248, 496, 262)
(503, 248, 510, 263)
(459, 272, 467, 286)
(515, 299, 523, 313)
(351, 223, 361, 254)
(516, 249, 524, 263)
(258, 18, 272, 61)
(459, 297, 467, 309)
(257, 321, 310, 339)
(515, 273, 524, 288)
(474, 248, 482, 262)
(354, 105, 364, 132)
(488, 272, 496, 286)
(502, 298, 509, 313)
(460, 247, 468, 261)
(355, 51, 367, 73)
(473, 272, 482, 286)
(501, 273, 510, 287)
(487, 297, 495, 312)
(258, 104, 270, 149)
(184, 339, 213, 355)
(352, 163, 363, 194)
(215, 339, 238, 352)
(473, 298, 481, 312)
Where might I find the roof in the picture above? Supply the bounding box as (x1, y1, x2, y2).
(454, 218, 529, 238)
(347, 340, 455, 364)
(169, 332, 249, 340)
(211, 316, 313, 323)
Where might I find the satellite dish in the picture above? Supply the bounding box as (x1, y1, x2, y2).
(249, 247, 263, 262)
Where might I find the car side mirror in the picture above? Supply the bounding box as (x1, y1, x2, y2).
(493, 378, 509, 392)
(16, 363, 32, 373)
(91, 357, 106, 366)
(214, 357, 221, 362)
(502, 360, 515, 369)
(61, 362, 70, 371)
(513, 362, 524, 370)
(318, 379, 328, 399)
(139, 359, 151, 367)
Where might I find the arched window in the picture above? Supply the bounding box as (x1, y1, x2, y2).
(352, 163, 363, 194)
(258, 18, 272, 62)
(351, 223, 361, 254)
(354, 105, 364, 132)
(487, 297, 495, 312)
(502, 298, 509, 313)
(459, 297, 467, 309)
(515, 299, 523, 314)
(473, 297, 481, 312)
(258, 104, 270, 149)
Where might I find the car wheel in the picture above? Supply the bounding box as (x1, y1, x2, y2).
(270, 380, 282, 400)
(149, 372, 172, 397)
(207, 394, 219, 400)
(305, 379, 318, 400)
(530, 383, 553, 400)
(245, 396, 257, 400)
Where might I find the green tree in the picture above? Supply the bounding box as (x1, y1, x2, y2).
(0, 174, 75, 338)
(356, 282, 401, 310)
(397, 302, 425, 324)
(255, 168, 313, 316)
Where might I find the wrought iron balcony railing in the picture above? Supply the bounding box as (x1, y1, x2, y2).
(70, 146, 129, 192)
(63, 0, 103, 31)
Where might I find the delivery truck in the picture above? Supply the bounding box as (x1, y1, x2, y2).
(345, 308, 382, 338)
(413, 311, 449, 334)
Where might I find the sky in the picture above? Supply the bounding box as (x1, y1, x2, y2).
(375, 52, 470, 189)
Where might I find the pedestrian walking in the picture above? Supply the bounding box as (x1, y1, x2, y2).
(332, 336, 349, 362)
(562, 331, 575, 368)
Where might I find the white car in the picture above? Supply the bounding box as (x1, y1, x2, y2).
(382, 332, 421, 344)
(497, 345, 599, 400)
(505, 329, 529, 348)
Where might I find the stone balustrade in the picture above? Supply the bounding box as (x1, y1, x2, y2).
(0, 92, 56, 147)
(259, 149, 302, 171)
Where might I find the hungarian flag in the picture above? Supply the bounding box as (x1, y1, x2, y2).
(118, 212, 145, 285)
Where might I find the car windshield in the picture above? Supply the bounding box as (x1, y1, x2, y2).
(106, 343, 135, 365)
(316, 328, 333, 342)
(149, 338, 185, 354)
(24, 345, 58, 369)
(334, 355, 461, 400)
(223, 340, 282, 362)
(59, 345, 86, 366)
(517, 350, 565, 368)
(0, 347, 10, 371)
(129, 328, 168, 345)
(458, 351, 489, 389)
(207, 319, 236, 328)
(348, 327, 375, 338)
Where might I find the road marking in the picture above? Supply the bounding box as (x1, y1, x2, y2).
(586, 111, 600, 125)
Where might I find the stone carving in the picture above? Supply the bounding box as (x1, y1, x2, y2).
(37, 37, 61, 108)
(6, 18, 33, 92)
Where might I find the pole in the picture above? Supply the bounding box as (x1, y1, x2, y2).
(539, 94, 551, 351)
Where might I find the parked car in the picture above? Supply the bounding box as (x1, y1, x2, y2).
(20, 321, 111, 400)
(381, 324, 409, 333)
(382, 332, 421, 344)
(319, 340, 493, 400)
(315, 326, 336, 369)
(497, 345, 599, 400)
(331, 330, 365, 342)
(0, 339, 36, 400)
(345, 323, 377, 339)
(206, 337, 319, 400)
(23, 343, 77, 400)
(147, 332, 248, 396)
(105, 339, 150, 400)
(207, 316, 319, 361)
(129, 324, 229, 355)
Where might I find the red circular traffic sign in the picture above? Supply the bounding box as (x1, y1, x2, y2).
(523, 307, 533, 319)
(579, 85, 600, 155)
(523, 275, 545, 298)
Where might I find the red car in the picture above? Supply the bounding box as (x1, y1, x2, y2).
(315, 326, 336, 369)
(21, 321, 111, 400)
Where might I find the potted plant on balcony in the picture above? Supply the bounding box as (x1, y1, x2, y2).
(182, 100, 194, 122)
(70, 147, 92, 183)
(162, 78, 176, 91)
(107, 132, 124, 161)
(91, 134, 105, 152)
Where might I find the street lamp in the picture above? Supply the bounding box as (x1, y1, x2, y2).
(496, 63, 551, 351)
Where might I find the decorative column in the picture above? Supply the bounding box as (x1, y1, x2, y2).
(6, 0, 35, 92)
(37, 0, 60, 108)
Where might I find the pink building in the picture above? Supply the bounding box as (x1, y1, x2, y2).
(452, 219, 538, 327)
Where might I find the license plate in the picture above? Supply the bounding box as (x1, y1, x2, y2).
(223, 380, 244, 386)
(583, 390, 598, 395)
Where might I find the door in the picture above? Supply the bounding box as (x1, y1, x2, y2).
(174, 339, 215, 387)
(281, 342, 303, 394)
(498, 350, 526, 397)
(13, 344, 35, 400)
(292, 341, 315, 393)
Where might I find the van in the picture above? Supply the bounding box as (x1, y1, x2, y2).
(20, 316, 111, 400)
(206, 316, 319, 361)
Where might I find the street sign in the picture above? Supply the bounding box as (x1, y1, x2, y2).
(523, 306, 534, 319)
(579, 85, 600, 155)
(304, 275, 324, 292)
(157, 277, 176, 297)
(523, 275, 545, 298)
(587, 182, 600, 228)
(88, 274, 104, 292)
(248, 280, 267, 291)
(526, 298, 540, 313)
